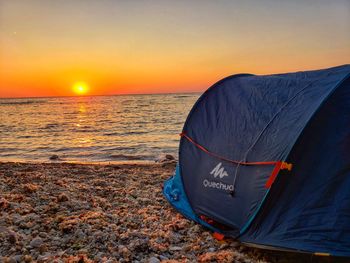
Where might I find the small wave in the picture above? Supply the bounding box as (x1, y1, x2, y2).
(121, 99, 134, 104)
(17, 135, 33, 139)
(36, 146, 52, 150)
(109, 154, 151, 160)
(100, 146, 132, 152)
(134, 121, 148, 125)
(69, 128, 99, 133)
(0, 147, 21, 152)
(135, 104, 150, 107)
(128, 131, 148, 135)
(173, 95, 191, 98)
(0, 153, 18, 157)
(43, 123, 61, 129)
(52, 146, 102, 152)
(0, 100, 46, 106)
(104, 131, 148, 136)
(104, 132, 121, 136)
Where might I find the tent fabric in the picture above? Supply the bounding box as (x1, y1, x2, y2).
(163, 165, 221, 233)
(163, 65, 350, 256)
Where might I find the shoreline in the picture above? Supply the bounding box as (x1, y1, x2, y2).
(0, 153, 178, 167)
(0, 162, 327, 262)
(0, 159, 160, 166)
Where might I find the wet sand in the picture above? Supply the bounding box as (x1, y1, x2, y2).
(0, 162, 336, 262)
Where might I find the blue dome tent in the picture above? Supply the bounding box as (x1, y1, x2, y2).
(163, 65, 350, 257)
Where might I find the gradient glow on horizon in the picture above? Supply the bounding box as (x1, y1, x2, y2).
(0, 0, 349, 98)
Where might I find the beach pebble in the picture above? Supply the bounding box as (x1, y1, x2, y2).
(37, 253, 51, 261)
(57, 193, 69, 202)
(4, 257, 16, 263)
(118, 245, 131, 258)
(12, 255, 22, 263)
(0, 197, 10, 209)
(23, 255, 32, 263)
(38, 232, 47, 238)
(148, 256, 160, 263)
(165, 154, 175, 160)
(169, 246, 182, 251)
(74, 229, 85, 239)
(93, 230, 104, 242)
(29, 237, 43, 248)
(159, 255, 169, 261)
(7, 230, 17, 244)
(23, 184, 39, 193)
(156, 154, 176, 163)
(95, 252, 104, 260)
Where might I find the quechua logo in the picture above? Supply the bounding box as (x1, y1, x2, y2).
(210, 162, 228, 179)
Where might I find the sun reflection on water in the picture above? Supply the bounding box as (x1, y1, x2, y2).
(0, 94, 200, 163)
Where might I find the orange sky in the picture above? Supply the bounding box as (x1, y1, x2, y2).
(0, 0, 349, 98)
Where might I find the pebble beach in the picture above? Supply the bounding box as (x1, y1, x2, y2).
(0, 161, 340, 263)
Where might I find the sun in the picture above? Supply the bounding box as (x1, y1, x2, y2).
(73, 82, 89, 95)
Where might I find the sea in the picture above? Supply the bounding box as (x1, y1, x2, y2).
(0, 93, 200, 163)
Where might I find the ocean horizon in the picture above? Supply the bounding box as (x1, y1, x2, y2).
(0, 93, 200, 164)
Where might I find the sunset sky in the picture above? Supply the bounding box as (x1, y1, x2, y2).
(0, 0, 349, 98)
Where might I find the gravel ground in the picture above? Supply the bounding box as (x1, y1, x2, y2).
(0, 162, 345, 263)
